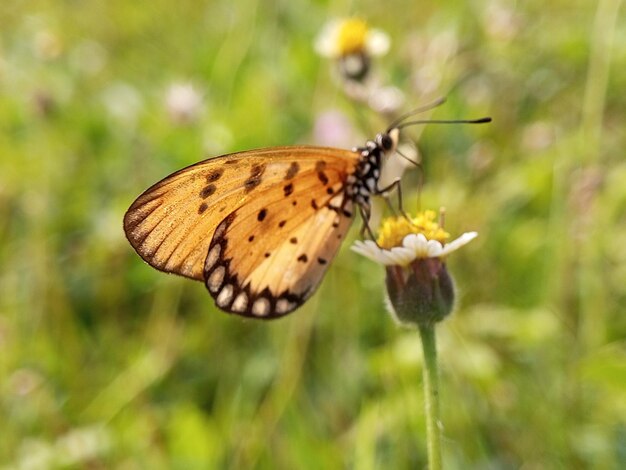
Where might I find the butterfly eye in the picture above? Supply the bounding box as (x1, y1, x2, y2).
(378, 133, 393, 151)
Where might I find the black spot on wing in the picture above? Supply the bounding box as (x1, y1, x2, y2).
(206, 169, 224, 182)
(285, 162, 300, 180)
(198, 202, 208, 214)
(257, 208, 267, 221)
(297, 254, 308, 263)
(317, 171, 329, 186)
(283, 183, 294, 196)
(244, 163, 266, 193)
(200, 184, 217, 198)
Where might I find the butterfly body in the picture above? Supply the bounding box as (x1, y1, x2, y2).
(124, 129, 399, 319)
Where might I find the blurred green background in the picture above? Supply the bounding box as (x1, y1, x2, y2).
(1, 0, 625, 468)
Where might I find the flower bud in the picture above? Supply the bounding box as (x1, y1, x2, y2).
(385, 258, 455, 327)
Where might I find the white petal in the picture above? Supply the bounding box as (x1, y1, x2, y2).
(351, 240, 386, 264)
(386, 246, 415, 266)
(314, 21, 341, 57)
(353, 231, 478, 266)
(425, 239, 444, 257)
(377, 251, 397, 265)
(440, 232, 478, 256)
(402, 233, 430, 258)
(366, 29, 390, 56)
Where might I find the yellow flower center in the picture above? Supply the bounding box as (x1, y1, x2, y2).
(376, 210, 450, 249)
(337, 18, 368, 55)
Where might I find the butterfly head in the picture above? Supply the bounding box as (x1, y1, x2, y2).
(375, 128, 400, 155)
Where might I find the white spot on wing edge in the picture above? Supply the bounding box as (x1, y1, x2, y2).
(213, 219, 228, 241)
(205, 244, 221, 272)
(231, 292, 248, 312)
(251, 297, 270, 317)
(207, 266, 225, 293)
(275, 298, 296, 314)
(216, 284, 234, 307)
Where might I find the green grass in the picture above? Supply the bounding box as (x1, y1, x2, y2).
(1, 0, 625, 468)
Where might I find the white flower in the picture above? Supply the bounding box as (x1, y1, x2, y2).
(314, 18, 390, 59)
(353, 211, 477, 325)
(101, 82, 143, 127)
(352, 232, 478, 266)
(368, 85, 405, 113)
(165, 82, 203, 124)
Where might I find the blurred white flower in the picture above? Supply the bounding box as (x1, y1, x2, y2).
(407, 30, 459, 96)
(314, 18, 390, 59)
(315, 18, 390, 83)
(13, 425, 111, 469)
(165, 82, 204, 125)
(484, 1, 521, 41)
(379, 140, 418, 188)
(8, 368, 42, 396)
(56, 425, 111, 466)
(69, 40, 107, 76)
(101, 82, 143, 128)
(368, 85, 405, 114)
(33, 29, 63, 61)
(521, 121, 555, 151)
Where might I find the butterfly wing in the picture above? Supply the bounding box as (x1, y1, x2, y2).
(124, 147, 359, 302)
(203, 159, 356, 318)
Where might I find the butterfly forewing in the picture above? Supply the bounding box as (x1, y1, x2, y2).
(203, 161, 355, 318)
(124, 147, 359, 301)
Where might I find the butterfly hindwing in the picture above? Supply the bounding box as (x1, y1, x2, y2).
(203, 162, 355, 318)
(123, 146, 359, 285)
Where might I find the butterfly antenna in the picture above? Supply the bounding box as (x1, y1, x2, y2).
(386, 97, 447, 132)
(396, 117, 492, 130)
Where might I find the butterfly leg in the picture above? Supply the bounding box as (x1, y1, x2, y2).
(376, 178, 411, 221)
(384, 197, 398, 217)
(358, 204, 381, 246)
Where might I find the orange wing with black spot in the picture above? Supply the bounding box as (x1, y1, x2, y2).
(124, 146, 359, 317)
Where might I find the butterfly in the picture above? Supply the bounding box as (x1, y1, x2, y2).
(124, 103, 490, 319)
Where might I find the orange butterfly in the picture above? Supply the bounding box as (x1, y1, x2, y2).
(124, 106, 490, 319)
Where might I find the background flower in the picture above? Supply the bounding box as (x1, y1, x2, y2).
(164, 82, 204, 125)
(314, 18, 390, 59)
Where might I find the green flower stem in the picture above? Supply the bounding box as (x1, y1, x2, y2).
(419, 323, 442, 470)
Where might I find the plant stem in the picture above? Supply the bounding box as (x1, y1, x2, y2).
(419, 323, 442, 470)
